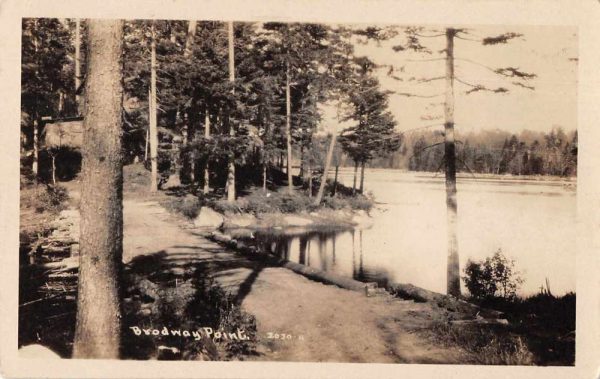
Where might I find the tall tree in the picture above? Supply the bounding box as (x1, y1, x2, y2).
(387, 26, 536, 296)
(183, 20, 197, 184)
(226, 21, 236, 201)
(443, 29, 460, 296)
(73, 19, 124, 359)
(313, 131, 336, 205)
(338, 57, 400, 194)
(149, 22, 159, 191)
(75, 18, 82, 115)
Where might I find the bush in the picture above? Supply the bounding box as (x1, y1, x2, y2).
(320, 193, 374, 212)
(207, 187, 373, 215)
(212, 199, 248, 214)
(211, 189, 317, 215)
(162, 195, 202, 219)
(23, 184, 69, 214)
(463, 249, 524, 301)
(345, 194, 374, 211)
(278, 192, 313, 213)
(321, 196, 346, 210)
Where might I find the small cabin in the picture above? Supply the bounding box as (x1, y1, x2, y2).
(39, 117, 84, 182)
(41, 116, 84, 150)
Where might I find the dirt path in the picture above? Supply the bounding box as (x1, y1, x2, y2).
(123, 197, 469, 364)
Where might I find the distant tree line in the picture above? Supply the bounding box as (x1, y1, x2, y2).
(368, 127, 577, 177)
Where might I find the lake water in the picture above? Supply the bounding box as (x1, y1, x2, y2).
(252, 169, 577, 296)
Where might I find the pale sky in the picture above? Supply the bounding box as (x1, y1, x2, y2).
(324, 25, 578, 135)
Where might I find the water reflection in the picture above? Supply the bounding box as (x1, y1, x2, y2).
(241, 228, 392, 289)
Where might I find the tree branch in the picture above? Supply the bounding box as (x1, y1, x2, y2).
(411, 141, 444, 158)
(393, 91, 445, 98)
(455, 35, 482, 42)
(494, 67, 536, 80)
(413, 32, 446, 38)
(482, 32, 523, 45)
(416, 76, 444, 83)
(455, 77, 508, 94)
(512, 81, 535, 90)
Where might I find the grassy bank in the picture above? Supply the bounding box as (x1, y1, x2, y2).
(424, 292, 575, 366)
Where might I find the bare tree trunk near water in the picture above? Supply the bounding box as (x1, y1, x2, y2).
(444, 28, 460, 297)
(332, 164, 339, 196)
(73, 19, 124, 359)
(314, 132, 336, 205)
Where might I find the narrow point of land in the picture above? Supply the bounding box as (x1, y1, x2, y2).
(122, 192, 468, 363)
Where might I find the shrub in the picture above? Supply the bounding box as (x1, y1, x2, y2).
(24, 184, 69, 214)
(346, 194, 374, 211)
(211, 189, 316, 215)
(162, 195, 202, 219)
(463, 249, 524, 301)
(278, 192, 313, 213)
(212, 199, 248, 214)
(321, 196, 346, 210)
(320, 193, 374, 212)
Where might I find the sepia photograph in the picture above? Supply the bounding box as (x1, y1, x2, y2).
(15, 16, 579, 367)
(2, 0, 599, 376)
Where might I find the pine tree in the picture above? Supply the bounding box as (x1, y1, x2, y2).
(387, 26, 536, 296)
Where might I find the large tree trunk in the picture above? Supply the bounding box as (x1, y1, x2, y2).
(149, 24, 158, 192)
(73, 19, 124, 359)
(314, 133, 336, 206)
(226, 21, 236, 202)
(203, 111, 211, 195)
(285, 63, 293, 192)
(444, 28, 460, 297)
